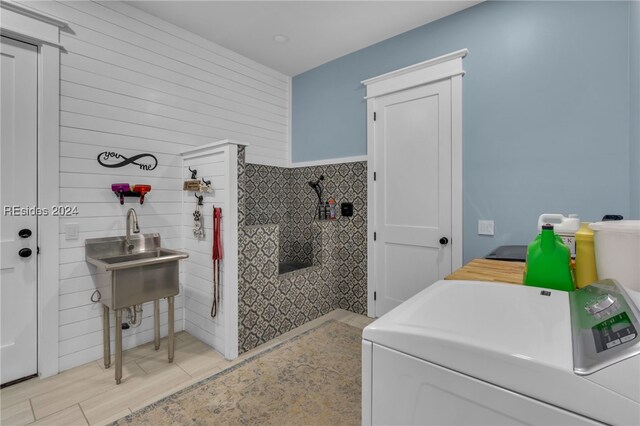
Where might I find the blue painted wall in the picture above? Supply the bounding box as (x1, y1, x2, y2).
(630, 0, 640, 219)
(292, 1, 632, 261)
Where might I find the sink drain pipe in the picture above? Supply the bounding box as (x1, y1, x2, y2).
(123, 305, 143, 329)
(89, 292, 143, 329)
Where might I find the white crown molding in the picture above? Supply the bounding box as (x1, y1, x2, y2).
(1, 0, 68, 28)
(362, 48, 468, 99)
(180, 139, 249, 160)
(0, 0, 67, 47)
(362, 48, 467, 86)
(289, 155, 368, 168)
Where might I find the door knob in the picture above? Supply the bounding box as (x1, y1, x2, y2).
(18, 248, 32, 258)
(19, 229, 32, 238)
(439, 237, 449, 245)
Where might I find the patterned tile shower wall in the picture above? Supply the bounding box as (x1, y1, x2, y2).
(237, 149, 368, 353)
(237, 146, 246, 227)
(243, 162, 367, 265)
(238, 224, 281, 349)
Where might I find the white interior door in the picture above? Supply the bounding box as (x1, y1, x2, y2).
(374, 79, 452, 316)
(1, 36, 38, 384)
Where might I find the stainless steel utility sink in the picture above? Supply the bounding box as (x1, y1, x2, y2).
(91, 248, 186, 269)
(85, 234, 188, 309)
(86, 234, 187, 270)
(85, 233, 188, 384)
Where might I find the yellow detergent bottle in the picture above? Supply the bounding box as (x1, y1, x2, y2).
(524, 224, 575, 291)
(575, 222, 598, 288)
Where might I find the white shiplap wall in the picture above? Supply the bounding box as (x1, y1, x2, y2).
(21, 0, 289, 372)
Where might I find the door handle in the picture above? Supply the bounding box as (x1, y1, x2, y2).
(19, 229, 32, 238)
(18, 248, 32, 258)
(439, 237, 449, 245)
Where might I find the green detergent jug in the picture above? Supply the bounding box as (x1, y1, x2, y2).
(524, 224, 575, 291)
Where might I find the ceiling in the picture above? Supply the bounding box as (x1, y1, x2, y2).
(126, 1, 481, 76)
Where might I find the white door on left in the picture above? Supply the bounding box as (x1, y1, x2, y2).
(1, 36, 38, 384)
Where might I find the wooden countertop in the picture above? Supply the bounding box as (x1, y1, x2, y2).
(445, 258, 524, 285)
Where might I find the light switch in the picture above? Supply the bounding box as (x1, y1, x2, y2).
(65, 223, 79, 240)
(478, 220, 494, 236)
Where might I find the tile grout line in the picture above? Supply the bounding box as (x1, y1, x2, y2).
(28, 398, 36, 425)
(1, 364, 100, 413)
(173, 362, 193, 378)
(132, 358, 151, 376)
(78, 403, 90, 426)
(34, 396, 93, 422)
(1, 378, 60, 413)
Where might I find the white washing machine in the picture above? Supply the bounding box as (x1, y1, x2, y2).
(362, 279, 640, 425)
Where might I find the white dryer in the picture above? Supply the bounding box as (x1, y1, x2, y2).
(362, 279, 640, 425)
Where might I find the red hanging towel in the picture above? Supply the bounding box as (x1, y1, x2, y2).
(211, 207, 223, 318)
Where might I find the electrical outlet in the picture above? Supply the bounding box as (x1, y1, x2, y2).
(65, 223, 79, 240)
(478, 220, 494, 236)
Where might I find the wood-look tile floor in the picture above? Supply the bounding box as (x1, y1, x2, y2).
(0, 310, 374, 426)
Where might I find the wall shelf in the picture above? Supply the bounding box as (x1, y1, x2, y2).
(111, 184, 151, 204)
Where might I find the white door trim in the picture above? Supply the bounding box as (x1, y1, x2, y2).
(363, 50, 467, 318)
(1, 0, 66, 378)
(361, 49, 468, 99)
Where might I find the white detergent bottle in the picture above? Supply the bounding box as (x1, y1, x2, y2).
(537, 213, 580, 257)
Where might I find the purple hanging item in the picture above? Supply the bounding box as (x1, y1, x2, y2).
(111, 183, 130, 205)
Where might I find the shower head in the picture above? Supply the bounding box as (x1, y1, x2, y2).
(308, 175, 325, 188)
(308, 175, 325, 219)
(308, 175, 324, 205)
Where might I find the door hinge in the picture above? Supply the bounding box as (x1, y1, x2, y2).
(374, 291, 377, 301)
(373, 112, 377, 121)
(37, 246, 40, 255)
(374, 172, 377, 181)
(374, 232, 377, 241)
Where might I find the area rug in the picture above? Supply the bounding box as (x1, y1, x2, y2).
(112, 320, 362, 425)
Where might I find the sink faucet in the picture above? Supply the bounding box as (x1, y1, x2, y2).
(125, 208, 140, 252)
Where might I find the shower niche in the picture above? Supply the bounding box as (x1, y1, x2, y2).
(242, 164, 324, 275)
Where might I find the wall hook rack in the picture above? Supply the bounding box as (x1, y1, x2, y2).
(111, 183, 152, 205)
(132, 185, 151, 204)
(112, 183, 130, 205)
(200, 177, 213, 193)
(183, 176, 213, 192)
(188, 166, 197, 180)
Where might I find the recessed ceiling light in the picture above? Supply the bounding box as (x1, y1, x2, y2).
(273, 34, 289, 43)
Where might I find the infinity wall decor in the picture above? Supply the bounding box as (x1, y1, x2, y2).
(97, 151, 158, 171)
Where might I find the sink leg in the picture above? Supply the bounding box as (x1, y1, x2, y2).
(168, 296, 174, 363)
(154, 300, 160, 350)
(115, 308, 122, 385)
(103, 305, 111, 369)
